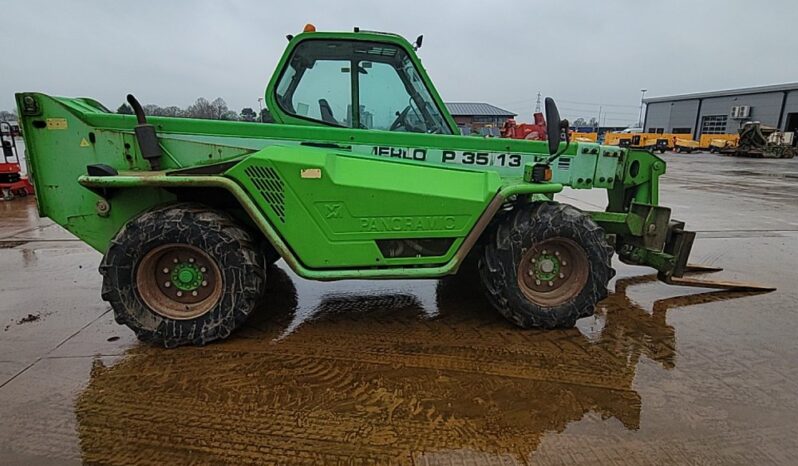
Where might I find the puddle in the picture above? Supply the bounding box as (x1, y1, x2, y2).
(73, 267, 763, 464)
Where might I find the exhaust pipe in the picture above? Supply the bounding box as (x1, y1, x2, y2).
(127, 94, 162, 171)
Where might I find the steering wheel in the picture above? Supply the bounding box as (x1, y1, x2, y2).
(390, 106, 412, 131)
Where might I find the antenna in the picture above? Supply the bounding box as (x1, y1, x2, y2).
(534, 91, 542, 113)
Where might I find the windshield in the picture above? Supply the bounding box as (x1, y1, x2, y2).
(275, 39, 452, 134)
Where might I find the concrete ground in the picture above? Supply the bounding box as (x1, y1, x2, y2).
(1, 152, 797, 465)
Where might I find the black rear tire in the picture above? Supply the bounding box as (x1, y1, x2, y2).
(262, 242, 281, 265)
(478, 202, 614, 329)
(100, 203, 266, 347)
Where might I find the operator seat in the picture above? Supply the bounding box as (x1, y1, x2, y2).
(319, 99, 338, 125)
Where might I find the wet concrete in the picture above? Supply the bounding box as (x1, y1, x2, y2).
(1, 153, 798, 464)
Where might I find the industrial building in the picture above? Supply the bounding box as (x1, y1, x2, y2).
(643, 82, 798, 139)
(445, 102, 516, 135)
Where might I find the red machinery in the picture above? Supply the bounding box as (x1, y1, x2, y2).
(500, 112, 548, 140)
(1, 121, 34, 200)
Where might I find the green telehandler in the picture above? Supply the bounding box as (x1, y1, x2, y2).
(15, 26, 772, 347)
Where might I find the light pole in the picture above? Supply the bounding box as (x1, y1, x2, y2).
(638, 89, 647, 128)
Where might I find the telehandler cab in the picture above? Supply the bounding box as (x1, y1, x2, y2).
(15, 26, 772, 347)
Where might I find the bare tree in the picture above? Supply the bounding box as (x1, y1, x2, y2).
(210, 98, 229, 120)
(115, 98, 241, 120)
(143, 104, 163, 116)
(185, 98, 215, 119)
(0, 109, 19, 121)
(160, 106, 184, 118)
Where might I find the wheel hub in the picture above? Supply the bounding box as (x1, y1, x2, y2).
(534, 254, 560, 281)
(171, 263, 204, 291)
(136, 244, 222, 319)
(517, 238, 589, 306)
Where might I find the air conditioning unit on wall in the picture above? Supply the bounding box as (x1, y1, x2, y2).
(731, 105, 752, 119)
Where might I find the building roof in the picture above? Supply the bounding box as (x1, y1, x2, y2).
(643, 82, 798, 104)
(445, 102, 517, 117)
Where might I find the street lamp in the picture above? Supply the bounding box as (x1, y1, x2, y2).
(638, 89, 647, 128)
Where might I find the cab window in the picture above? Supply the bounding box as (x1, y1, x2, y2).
(275, 39, 452, 134)
(292, 59, 352, 125)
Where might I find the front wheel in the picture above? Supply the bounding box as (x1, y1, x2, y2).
(100, 203, 266, 347)
(478, 202, 614, 329)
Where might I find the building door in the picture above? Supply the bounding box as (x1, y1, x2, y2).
(699, 115, 728, 138)
(785, 113, 798, 147)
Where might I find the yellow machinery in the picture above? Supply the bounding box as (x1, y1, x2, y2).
(569, 131, 598, 142)
(673, 138, 700, 153)
(699, 134, 739, 151)
(604, 132, 669, 153)
(603, 132, 631, 146)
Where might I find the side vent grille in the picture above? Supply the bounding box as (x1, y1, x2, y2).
(557, 157, 572, 170)
(244, 165, 285, 222)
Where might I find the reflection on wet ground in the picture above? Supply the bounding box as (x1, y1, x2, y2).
(3, 153, 798, 464)
(71, 267, 763, 465)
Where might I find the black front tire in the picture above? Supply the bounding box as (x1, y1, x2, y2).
(478, 202, 614, 329)
(100, 203, 266, 347)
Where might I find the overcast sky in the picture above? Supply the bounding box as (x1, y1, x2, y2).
(3, 0, 796, 125)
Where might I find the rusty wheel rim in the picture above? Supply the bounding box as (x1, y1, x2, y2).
(136, 244, 223, 320)
(517, 238, 589, 307)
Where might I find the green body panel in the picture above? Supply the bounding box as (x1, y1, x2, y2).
(226, 145, 501, 268)
(75, 173, 559, 280)
(15, 28, 687, 280)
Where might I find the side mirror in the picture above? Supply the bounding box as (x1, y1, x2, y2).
(545, 97, 562, 155)
(414, 35, 424, 50)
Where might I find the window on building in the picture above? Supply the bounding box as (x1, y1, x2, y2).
(647, 127, 664, 134)
(672, 127, 692, 134)
(700, 115, 728, 135)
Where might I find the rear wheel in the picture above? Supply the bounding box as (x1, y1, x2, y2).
(261, 242, 281, 265)
(479, 202, 614, 329)
(100, 203, 266, 347)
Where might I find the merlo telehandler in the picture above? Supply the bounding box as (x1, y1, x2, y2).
(15, 26, 772, 347)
